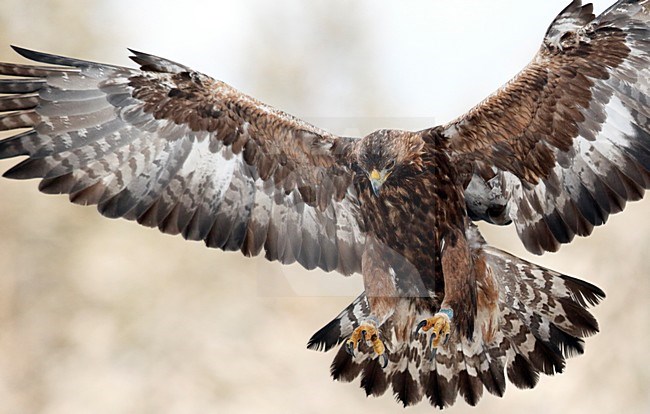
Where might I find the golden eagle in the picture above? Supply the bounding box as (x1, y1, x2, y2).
(0, 0, 648, 408)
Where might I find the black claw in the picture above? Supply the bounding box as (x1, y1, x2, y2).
(345, 341, 355, 357)
(443, 333, 450, 346)
(361, 330, 367, 341)
(430, 347, 438, 361)
(428, 333, 435, 350)
(378, 354, 388, 369)
(415, 320, 427, 336)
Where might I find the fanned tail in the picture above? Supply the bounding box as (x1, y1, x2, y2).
(308, 242, 604, 409)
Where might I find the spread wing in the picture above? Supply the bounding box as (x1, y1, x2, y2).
(444, 0, 650, 254)
(0, 47, 365, 275)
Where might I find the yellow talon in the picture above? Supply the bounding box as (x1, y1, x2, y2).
(415, 309, 453, 351)
(345, 322, 388, 368)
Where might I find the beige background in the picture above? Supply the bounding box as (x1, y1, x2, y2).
(0, 1, 648, 413)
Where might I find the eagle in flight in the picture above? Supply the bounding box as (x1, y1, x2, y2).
(0, 0, 648, 408)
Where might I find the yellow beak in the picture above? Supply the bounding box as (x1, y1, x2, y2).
(369, 169, 389, 196)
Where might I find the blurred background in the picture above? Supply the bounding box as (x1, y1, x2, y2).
(0, 1, 648, 413)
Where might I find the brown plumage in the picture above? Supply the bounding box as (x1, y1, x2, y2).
(0, 0, 648, 409)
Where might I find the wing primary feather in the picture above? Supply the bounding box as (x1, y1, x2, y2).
(10, 45, 122, 69)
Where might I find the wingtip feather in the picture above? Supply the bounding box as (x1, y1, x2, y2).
(10, 45, 67, 65)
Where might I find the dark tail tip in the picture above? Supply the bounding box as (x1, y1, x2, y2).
(560, 274, 606, 307)
(307, 318, 342, 352)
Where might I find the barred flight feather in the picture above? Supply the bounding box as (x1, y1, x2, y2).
(0, 45, 365, 275)
(457, 0, 650, 254)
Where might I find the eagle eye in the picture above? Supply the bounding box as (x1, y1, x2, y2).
(385, 160, 396, 171)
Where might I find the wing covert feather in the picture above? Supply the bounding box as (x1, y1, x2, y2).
(446, 0, 650, 254)
(0, 46, 365, 274)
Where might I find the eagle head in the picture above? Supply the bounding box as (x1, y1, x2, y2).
(356, 129, 426, 196)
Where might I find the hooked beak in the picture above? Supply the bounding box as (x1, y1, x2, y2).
(369, 169, 390, 196)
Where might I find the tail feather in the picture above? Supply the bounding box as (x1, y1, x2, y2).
(477, 351, 506, 397)
(331, 347, 363, 383)
(507, 353, 540, 389)
(423, 369, 459, 409)
(308, 245, 604, 408)
(561, 274, 606, 307)
(307, 293, 370, 352)
(360, 358, 389, 397)
(485, 246, 604, 357)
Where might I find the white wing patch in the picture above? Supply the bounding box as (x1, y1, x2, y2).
(0, 47, 365, 275)
(600, 95, 637, 147)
